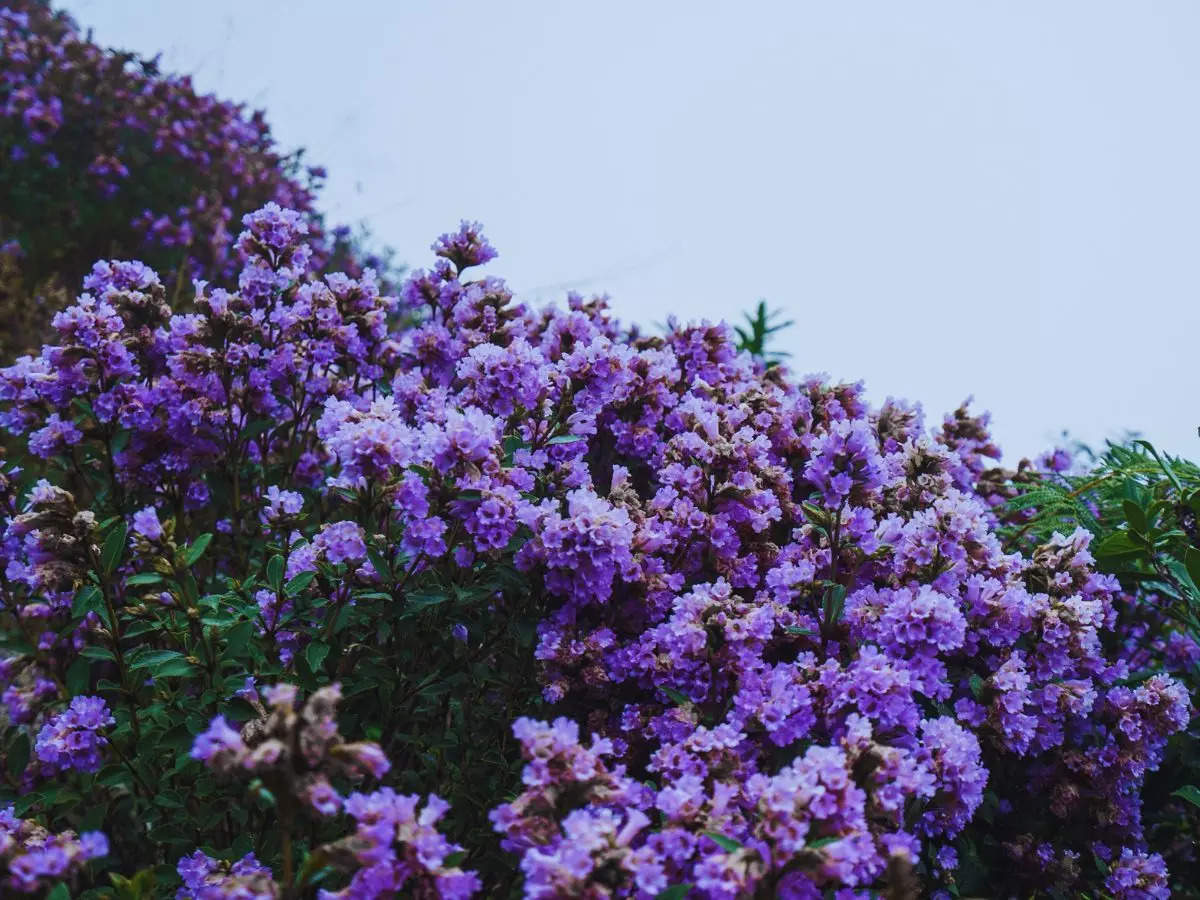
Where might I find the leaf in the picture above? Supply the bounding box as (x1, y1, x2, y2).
(807, 835, 840, 849)
(240, 419, 273, 441)
(783, 625, 814, 636)
(110, 429, 131, 455)
(702, 831, 742, 852)
(400, 592, 447, 619)
(102, 521, 128, 575)
(661, 686, 691, 707)
(66, 656, 91, 695)
(968, 675, 985, 701)
(1171, 785, 1200, 809)
(182, 533, 213, 568)
(306, 641, 330, 675)
(1133, 440, 1184, 492)
(129, 650, 196, 678)
(72, 585, 103, 619)
(1184, 548, 1200, 597)
(109, 872, 135, 900)
(45, 885, 69, 900)
(656, 886, 694, 900)
(1122, 499, 1149, 535)
(285, 570, 316, 595)
(153, 658, 200, 678)
(1093, 531, 1141, 559)
(295, 847, 333, 889)
(125, 573, 164, 587)
(366, 547, 391, 582)
(222, 621, 255, 659)
(7, 733, 30, 778)
(822, 584, 846, 627)
(129, 649, 181, 670)
(266, 554, 284, 591)
(546, 434, 584, 445)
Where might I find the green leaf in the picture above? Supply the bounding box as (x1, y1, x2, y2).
(295, 847, 333, 889)
(1122, 499, 1148, 536)
(240, 419, 273, 441)
(366, 547, 391, 582)
(182, 533, 213, 568)
(66, 656, 91, 695)
(129, 649, 181, 670)
(702, 831, 742, 852)
(72, 585, 103, 619)
(661, 686, 691, 707)
(822, 584, 846, 627)
(125, 572, 164, 587)
(152, 658, 200, 678)
(285, 570, 316, 596)
(109, 872, 134, 900)
(968, 675, 985, 701)
(306, 641, 330, 675)
(1093, 531, 1141, 559)
(1172, 785, 1200, 809)
(1184, 548, 1200, 597)
(656, 886, 694, 900)
(1133, 440, 1184, 492)
(110, 429, 131, 455)
(546, 434, 584, 445)
(7, 732, 30, 778)
(45, 885, 70, 900)
(266, 554, 284, 591)
(129, 650, 196, 678)
(102, 521, 128, 575)
(400, 591, 447, 618)
(80, 646, 116, 663)
(222, 621, 255, 659)
(807, 835, 840, 849)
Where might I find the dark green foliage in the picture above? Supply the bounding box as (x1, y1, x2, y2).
(734, 300, 793, 368)
(1002, 439, 1200, 895)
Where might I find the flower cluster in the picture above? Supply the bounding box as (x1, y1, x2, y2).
(177, 850, 277, 900)
(318, 790, 482, 899)
(0, 806, 107, 894)
(33, 695, 113, 775)
(192, 683, 389, 818)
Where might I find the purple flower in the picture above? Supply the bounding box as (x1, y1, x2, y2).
(34, 696, 114, 774)
(432, 220, 497, 270)
(131, 506, 163, 541)
(313, 520, 367, 566)
(190, 715, 246, 764)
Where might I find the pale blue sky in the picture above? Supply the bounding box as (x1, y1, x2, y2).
(64, 1, 1200, 461)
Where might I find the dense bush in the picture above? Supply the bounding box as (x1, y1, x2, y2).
(1002, 440, 1200, 895)
(0, 1, 394, 361)
(0, 204, 1192, 898)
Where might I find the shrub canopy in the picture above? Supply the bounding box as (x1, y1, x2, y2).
(0, 205, 1190, 898)
(0, 1, 392, 360)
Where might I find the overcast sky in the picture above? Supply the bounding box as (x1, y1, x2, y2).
(63, 0, 1200, 462)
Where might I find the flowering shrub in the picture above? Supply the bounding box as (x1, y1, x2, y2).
(0, 204, 1190, 898)
(1001, 440, 1200, 894)
(0, 1, 395, 360)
